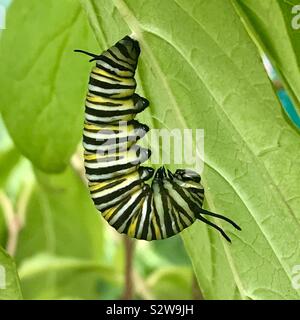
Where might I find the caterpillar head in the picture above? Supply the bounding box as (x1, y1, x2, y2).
(173, 169, 201, 183)
(138, 167, 155, 181)
(171, 169, 204, 191)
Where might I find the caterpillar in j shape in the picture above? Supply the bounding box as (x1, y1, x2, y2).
(75, 35, 241, 242)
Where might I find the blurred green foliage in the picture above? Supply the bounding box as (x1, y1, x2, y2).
(233, 0, 300, 118)
(0, 115, 193, 299)
(0, 0, 300, 300)
(0, 247, 22, 299)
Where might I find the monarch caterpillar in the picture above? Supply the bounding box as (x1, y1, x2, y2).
(75, 36, 241, 242)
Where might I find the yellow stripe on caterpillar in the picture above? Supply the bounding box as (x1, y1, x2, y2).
(92, 67, 125, 82)
(128, 216, 138, 237)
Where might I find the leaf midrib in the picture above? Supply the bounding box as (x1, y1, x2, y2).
(112, 0, 248, 299)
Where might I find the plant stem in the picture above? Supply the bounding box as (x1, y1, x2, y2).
(0, 184, 32, 256)
(121, 236, 135, 300)
(133, 270, 154, 300)
(192, 274, 204, 300)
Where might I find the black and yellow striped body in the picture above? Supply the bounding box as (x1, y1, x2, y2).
(77, 36, 240, 241)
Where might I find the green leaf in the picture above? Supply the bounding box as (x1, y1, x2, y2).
(0, 147, 21, 188)
(17, 166, 105, 261)
(0, 207, 7, 247)
(146, 266, 193, 300)
(82, 0, 300, 299)
(135, 237, 191, 278)
(0, 0, 98, 172)
(232, 0, 300, 117)
(18, 253, 121, 284)
(18, 253, 123, 299)
(15, 166, 111, 299)
(0, 116, 14, 152)
(0, 246, 22, 300)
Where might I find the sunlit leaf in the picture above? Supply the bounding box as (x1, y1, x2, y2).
(232, 0, 300, 119)
(15, 166, 112, 299)
(81, 0, 300, 299)
(0, 147, 21, 188)
(146, 266, 193, 300)
(0, 0, 98, 172)
(0, 246, 22, 300)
